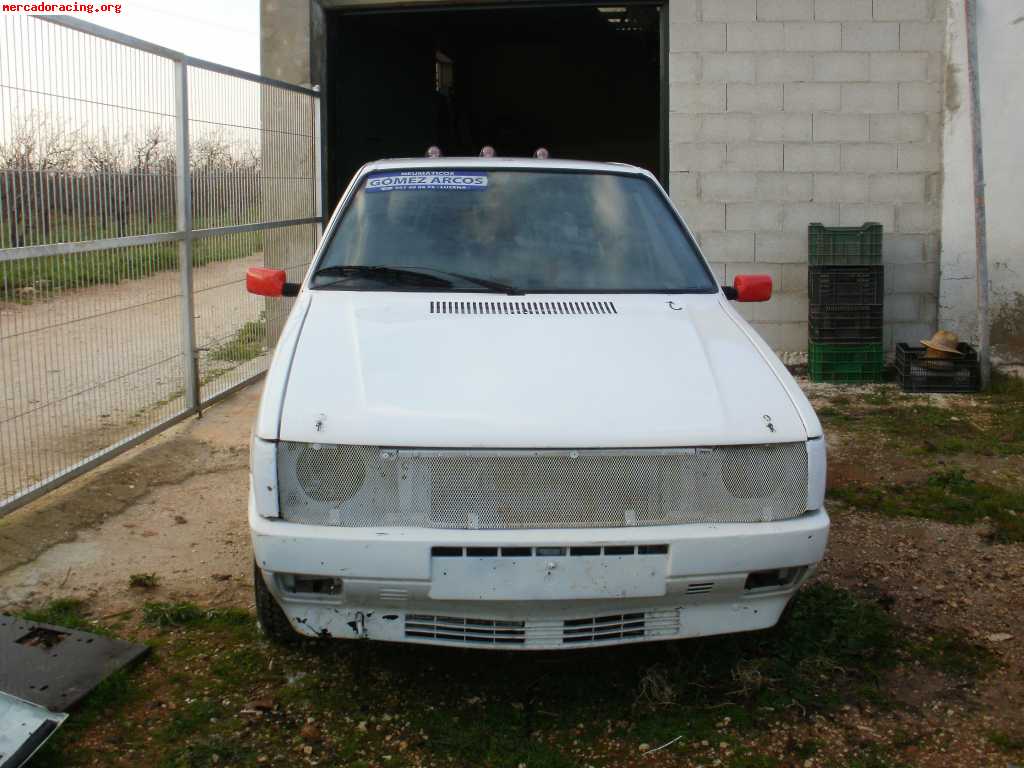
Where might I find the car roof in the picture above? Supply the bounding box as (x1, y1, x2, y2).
(363, 156, 655, 177)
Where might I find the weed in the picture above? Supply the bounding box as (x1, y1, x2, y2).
(989, 728, 1024, 753)
(20, 598, 94, 631)
(142, 601, 252, 631)
(726, 751, 785, 768)
(815, 405, 847, 420)
(790, 739, 820, 759)
(142, 601, 205, 627)
(828, 469, 1024, 543)
(208, 314, 266, 363)
(129, 572, 160, 589)
(988, 369, 1024, 398)
(907, 631, 998, 677)
(846, 743, 911, 768)
(816, 376, 1024, 456)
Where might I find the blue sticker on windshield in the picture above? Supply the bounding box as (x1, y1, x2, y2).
(365, 171, 488, 192)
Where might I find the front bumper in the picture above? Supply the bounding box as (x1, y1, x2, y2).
(250, 498, 829, 650)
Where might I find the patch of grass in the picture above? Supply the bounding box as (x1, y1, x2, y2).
(207, 314, 266, 363)
(907, 631, 998, 677)
(322, 583, 905, 762)
(829, 469, 1024, 543)
(19, 585, 1000, 768)
(142, 601, 252, 630)
(989, 728, 1024, 753)
(142, 601, 205, 627)
(815, 405, 849, 421)
(413, 706, 578, 768)
(20, 597, 94, 631)
(988, 369, 1024, 397)
(846, 743, 912, 768)
(129, 572, 160, 589)
(872, 402, 975, 454)
(815, 377, 1024, 456)
(2, 230, 262, 298)
(32, 666, 145, 768)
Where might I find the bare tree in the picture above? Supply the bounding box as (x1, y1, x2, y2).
(0, 112, 79, 246)
(1, 113, 262, 248)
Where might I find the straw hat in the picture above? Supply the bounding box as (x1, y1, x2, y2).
(921, 330, 963, 358)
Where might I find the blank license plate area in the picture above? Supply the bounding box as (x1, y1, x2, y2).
(429, 555, 668, 601)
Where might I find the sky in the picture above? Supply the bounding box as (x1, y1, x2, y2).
(93, 0, 260, 74)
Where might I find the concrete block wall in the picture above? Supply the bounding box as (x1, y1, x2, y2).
(668, 0, 947, 352)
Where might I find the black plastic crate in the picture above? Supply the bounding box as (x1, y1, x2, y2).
(809, 304, 883, 343)
(808, 265, 884, 306)
(895, 342, 980, 393)
(808, 222, 883, 266)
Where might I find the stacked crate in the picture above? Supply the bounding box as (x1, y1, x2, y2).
(807, 223, 885, 383)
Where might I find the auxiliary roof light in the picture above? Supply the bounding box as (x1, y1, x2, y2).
(479, 145, 496, 158)
(425, 145, 442, 158)
(533, 147, 550, 159)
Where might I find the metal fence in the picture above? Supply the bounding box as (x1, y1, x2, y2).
(0, 15, 321, 515)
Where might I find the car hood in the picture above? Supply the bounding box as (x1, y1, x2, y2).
(275, 292, 810, 447)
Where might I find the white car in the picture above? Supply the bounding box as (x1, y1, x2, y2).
(246, 156, 828, 649)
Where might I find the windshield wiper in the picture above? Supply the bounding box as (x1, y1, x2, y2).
(376, 265, 524, 295)
(424, 269, 525, 296)
(312, 265, 525, 295)
(311, 265, 453, 289)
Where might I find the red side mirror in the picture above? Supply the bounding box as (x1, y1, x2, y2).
(247, 267, 288, 297)
(734, 274, 772, 302)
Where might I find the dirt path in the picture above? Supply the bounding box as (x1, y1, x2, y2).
(0, 252, 266, 503)
(0, 382, 258, 611)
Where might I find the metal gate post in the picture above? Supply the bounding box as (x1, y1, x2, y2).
(174, 59, 201, 413)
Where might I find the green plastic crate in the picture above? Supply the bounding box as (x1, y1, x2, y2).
(808, 223, 883, 266)
(808, 342, 884, 383)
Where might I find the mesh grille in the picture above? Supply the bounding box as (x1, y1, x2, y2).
(277, 444, 808, 529)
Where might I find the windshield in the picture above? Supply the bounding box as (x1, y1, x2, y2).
(314, 169, 716, 293)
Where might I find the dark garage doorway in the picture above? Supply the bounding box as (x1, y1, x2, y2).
(324, 3, 666, 207)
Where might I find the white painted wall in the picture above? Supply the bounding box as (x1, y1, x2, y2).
(940, 0, 1024, 356)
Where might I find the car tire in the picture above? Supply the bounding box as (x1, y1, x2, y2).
(254, 561, 300, 645)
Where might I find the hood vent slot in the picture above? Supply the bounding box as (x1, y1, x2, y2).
(430, 300, 617, 316)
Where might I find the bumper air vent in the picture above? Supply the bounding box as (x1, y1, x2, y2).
(404, 615, 526, 645)
(562, 614, 642, 643)
(430, 545, 669, 558)
(562, 610, 680, 644)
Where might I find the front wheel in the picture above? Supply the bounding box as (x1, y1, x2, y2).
(254, 561, 300, 645)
